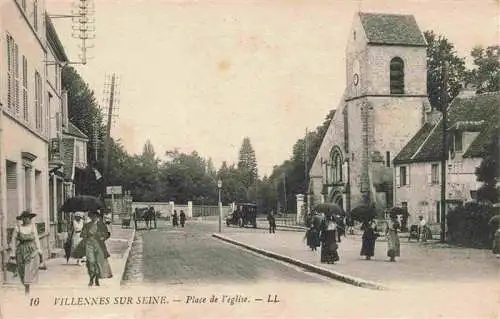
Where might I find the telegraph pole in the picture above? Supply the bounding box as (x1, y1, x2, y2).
(304, 127, 309, 215)
(440, 61, 449, 243)
(101, 74, 120, 199)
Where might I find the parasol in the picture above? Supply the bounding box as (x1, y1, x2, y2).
(489, 214, 500, 229)
(350, 205, 376, 223)
(61, 195, 104, 213)
(388, 206, 408, 218)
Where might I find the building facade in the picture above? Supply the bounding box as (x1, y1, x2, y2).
(0, 0, 51, 282)
(309, 12, 435, 214)
(393, 92, 499, 225)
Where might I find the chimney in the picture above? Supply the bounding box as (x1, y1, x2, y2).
(62, 89, 69, 130)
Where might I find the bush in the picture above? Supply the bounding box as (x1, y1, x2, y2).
(447, 200, 496, 248)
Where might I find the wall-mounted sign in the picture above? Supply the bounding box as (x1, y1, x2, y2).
(106, 186, 122, 195)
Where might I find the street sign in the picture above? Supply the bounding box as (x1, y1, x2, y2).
(106, 186, 122, 195)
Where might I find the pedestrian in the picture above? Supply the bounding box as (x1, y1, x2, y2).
(305, 222, 321, 251)
(418, 215, 430, 242)
(70, 212, 85, 265)
(319, 215, 340, 264)
(172, 210, 179, 227)
(80, 210, 113, 287)
(385, 214, 401, 262)
(336, 214, 345, 242)
(9, 210, 43, 295)
(267, 211, 276, 233)
(346, 215, 355, 235)
(360, 220, 379, 260)
(493, 224, 500, 258)
(180, 210, 186, 228)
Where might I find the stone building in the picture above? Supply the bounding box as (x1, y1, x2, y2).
(309, 12, 438, 214)
(393, 92, 499, 225)
(0, 0, 51, 282)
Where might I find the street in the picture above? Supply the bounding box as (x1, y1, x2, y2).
(122, 221, 337, 286)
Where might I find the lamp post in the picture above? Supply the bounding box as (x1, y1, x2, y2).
(218, 179, 222, 233)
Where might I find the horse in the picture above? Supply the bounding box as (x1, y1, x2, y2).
(134, 207, 156, 230)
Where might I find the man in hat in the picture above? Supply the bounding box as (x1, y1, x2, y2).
(9, 210, 42, 294)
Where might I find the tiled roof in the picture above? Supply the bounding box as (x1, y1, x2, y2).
(393, 123, 434, 163)
(65, 122, 88, 140)
(394, 92, 500, 164)
(359, 12, 427, 46)
(61, 138, 75, 181)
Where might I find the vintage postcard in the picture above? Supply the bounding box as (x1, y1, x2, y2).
(0, 0, 499, 318)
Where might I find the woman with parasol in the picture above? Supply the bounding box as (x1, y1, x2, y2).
(9, 210, 43, 295)
(319, 214, 340, 264)
(80, 210, 113, 287)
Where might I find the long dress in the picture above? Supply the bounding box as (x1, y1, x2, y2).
(360, 222, 377, 258)
(81, 220, 113, 280)
(70, 219, 85, 258)
(386, 219, 401, 259)
(10, 223, 41, 285)
(306, 227, 321, 250)
(320, 220, 339, 263)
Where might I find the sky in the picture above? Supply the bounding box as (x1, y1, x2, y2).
(45, 0, 499, 177)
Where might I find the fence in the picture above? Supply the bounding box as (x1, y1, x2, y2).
(131, 202, 231, 220)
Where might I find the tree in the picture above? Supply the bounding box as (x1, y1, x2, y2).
(424, 30, 467, 111)
(468, 45, 500, 94)
(62, 66, 106, 163)
(237, 137, 258, 187)
(475, 131, 500, 202)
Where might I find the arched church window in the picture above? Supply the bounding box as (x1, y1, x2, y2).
(390, 57, 405, 94)
(329, 148, 343, 184)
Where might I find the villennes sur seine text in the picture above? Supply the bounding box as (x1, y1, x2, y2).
(33, 294, 280, 307)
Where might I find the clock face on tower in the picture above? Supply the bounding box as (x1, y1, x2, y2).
(353, 74, 359, 86)
(352, 59, 360, 88)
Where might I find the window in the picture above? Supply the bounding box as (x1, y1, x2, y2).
(75, 145, 81, 164)
(21, 0, 27, 10)
(430, 164, 439, 184)
(24, 166, 32, 211)
(386, 151, 391, 168)
(6, 161, 18, 227)
(33, 0, 38, 31)
(7, 35, 20, 113)
(390, 57, 404, 94)
(436, 201, 441, 223)
(353, 31, 356, 40)
(22, 56, 28, 122)
(329, 149, 343, 184)
(343, 108, 349, 153)
(35, 71, 43, 130)
(454, 132, 463, 152)
(396, 165, 409, 187)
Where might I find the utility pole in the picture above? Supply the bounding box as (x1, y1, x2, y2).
(440, 61, 449, 243)
(101, 74, 120, 199)
(283, 173, 287, 216)
(304, 127, 309, 215)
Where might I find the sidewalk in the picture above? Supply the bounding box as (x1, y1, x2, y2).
(215, 228, 499, 289)
(3, 225, 135, 290)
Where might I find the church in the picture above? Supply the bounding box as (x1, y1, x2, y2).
(308, 12, 438, 214)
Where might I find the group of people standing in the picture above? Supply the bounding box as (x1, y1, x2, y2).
(305, 212, 402, 264)
(171, 210, 186, 227)
(8, 209, 113, 294)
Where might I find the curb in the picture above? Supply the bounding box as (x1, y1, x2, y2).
(212, 233, 386, 291)
(255, 226, 306, 233)
(116, 227, 136, 287)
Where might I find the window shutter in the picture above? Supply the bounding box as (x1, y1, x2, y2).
(427, 164, 432, 185)
(395, 167, 400, 188)
(406, 166, 410, 186)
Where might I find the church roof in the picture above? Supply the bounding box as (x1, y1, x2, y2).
(359, 12, 427, 46)
(64, 122, 88, 140)
(393, 92, 500, 164)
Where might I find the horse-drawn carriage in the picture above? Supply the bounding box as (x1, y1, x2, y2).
(122, 206, 157, 230)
